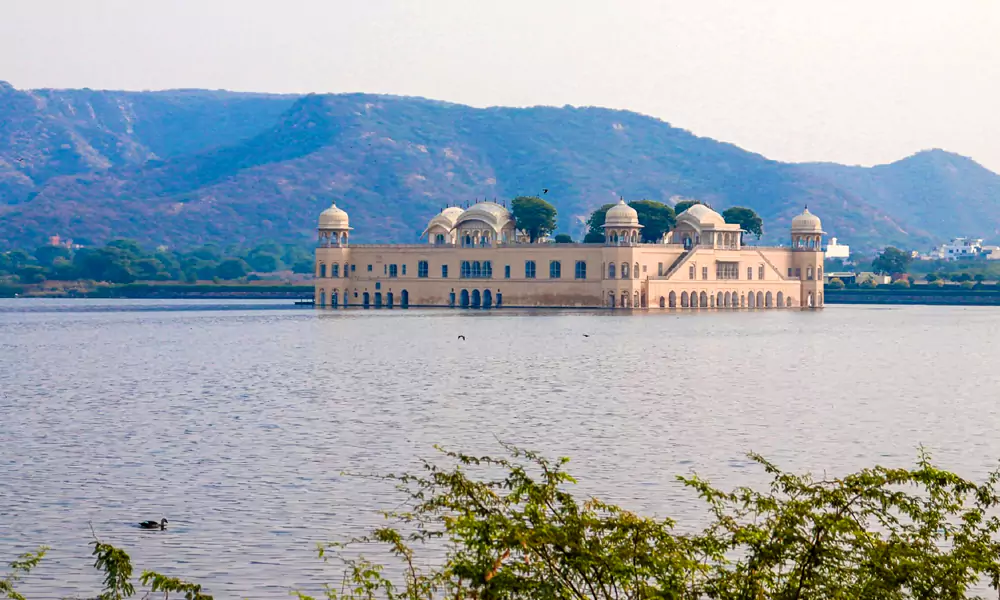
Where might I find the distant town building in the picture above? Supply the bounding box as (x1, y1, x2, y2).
(823, 237, 850, 260)
(47, 235, 80, 249)
(925, 237, 984, 260)
(313, 202, 827, 309)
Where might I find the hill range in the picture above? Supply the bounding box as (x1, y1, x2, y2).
(2, 81, 999, 252)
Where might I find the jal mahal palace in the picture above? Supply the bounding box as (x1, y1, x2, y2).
(313, 200, 826, 310)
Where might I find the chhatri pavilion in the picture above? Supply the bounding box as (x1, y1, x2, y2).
(313, 200, 826, 310)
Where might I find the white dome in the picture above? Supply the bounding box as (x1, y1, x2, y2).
(678, 203, 726, 228)
(319, 202, 350, 230)
(423, 206, 464, 235)
(455, 202, 513, 231)
(791, 208, 823, 233)
(603, 200, 640, 228)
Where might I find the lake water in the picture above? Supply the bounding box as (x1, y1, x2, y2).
(3, 299, 1000, 597)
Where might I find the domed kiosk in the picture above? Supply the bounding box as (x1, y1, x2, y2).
(318, 202, 351, 247)
(423, 207, 464, 245)
(453, 202, 516, 247)
(602, 200, 642, 245)
(672, 203, 742, 250)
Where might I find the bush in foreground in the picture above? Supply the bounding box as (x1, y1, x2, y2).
(5, 446, 1000, 599)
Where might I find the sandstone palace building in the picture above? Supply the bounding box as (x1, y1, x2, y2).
(313, 200, 826, 310)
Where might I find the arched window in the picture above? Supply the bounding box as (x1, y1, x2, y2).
(483, 289, 493, 308)
(608, 263, 616, 279)
(634, 263, 639, 279)
(435, 233, 445, 245)
(634, 291, 640, 307)
(622, 263, 629, 278)
(331, 264, 340, 278)
(319, 263, 327, 278)
(460, 261, 470, 278)
(807, 266, 814, 280)
(669, 291, 677, 307)
(525, 260, 536, 279)
(484, 261, 493, 278)
(464, 234, 472, 247)
(417, 261, 428, 278)
(575, 261, 587, 279)
(472, 261, 482, 278)
(319, 290, 326, 306)
(549, 260, 561, 279)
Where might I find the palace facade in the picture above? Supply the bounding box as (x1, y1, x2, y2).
(313, 200, 826, 310)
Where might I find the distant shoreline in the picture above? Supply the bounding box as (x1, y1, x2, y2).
(825, 286, 1000, 306)
(1, 282, 314, 300)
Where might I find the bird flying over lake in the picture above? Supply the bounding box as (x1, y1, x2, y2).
(457, 335, 466, 341)
(542, 188, 549, 194)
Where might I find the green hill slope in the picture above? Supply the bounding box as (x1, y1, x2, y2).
(2, 83, 997, 251)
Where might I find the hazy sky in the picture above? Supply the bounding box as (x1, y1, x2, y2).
(4, 0, 999, 171)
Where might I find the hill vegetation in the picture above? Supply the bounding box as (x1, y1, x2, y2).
(2, 81, 999, 252)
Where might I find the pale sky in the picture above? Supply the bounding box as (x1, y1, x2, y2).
(3, 0, 999, 172)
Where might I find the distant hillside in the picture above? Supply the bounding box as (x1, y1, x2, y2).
(1, 81, 998, 251)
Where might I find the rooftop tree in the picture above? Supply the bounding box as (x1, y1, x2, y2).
(511, 196, 557, 242)
(722, 206, 764, 239)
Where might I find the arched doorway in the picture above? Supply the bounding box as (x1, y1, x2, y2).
(374, 292, 383, 308)
(496, 292, 503, 307)
(717, 291, 724, 307)
(363, 292, 371, 308)
(757, 291, 764, 308)
(319, 290, 326, 307)
(765, 291, 773, 308)
(787, 296, 793, 308)
(460, 289, 470, 308)
(680, 291, 689, 308)
(621, 291, 629, 308)
(700, 291, 708, 307)
(386, 292, 394, 308)
(609, 292, 616, 308)
(634, 291, 640, 308)
(483, 289, 493, 309)
(808, 291, 814, 307)
(669, 291, 677, 308)
(331, 292, 338, 308)
(748, 292, 756, 308)
(449, 291, 456, 307)
(401, 290, 409, 308)
(471, 289, 481, 308)
(776, 291, 783, 308)
(659, 296, 665, 308)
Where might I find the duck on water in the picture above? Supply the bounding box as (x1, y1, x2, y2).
(139, 518, 168, 530)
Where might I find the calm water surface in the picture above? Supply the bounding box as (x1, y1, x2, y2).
(2, 299, 999, 597)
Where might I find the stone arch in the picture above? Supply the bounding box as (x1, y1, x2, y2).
(717, 291, 724, 307)
(622, 263, 629, 278)
(386, 292, 394, 308)
(472, 289, 482, 308)
(700, 291, 708, 307)
(681, 291, 689, 308)
(669, 291, 677, 308)
(374, 292, 383, 308)
(401, 290, 409, 308)
(724, 291, 731, 308)
(765, 291, 773, 308)
(331, 291, 339, 308)
(748, 291, 756, 308)
(776, 291, 784, 308)
(483, 289, 493, 309)
(787, 296, 793, 308)
(620, 291, 629, 308)
(659, 296, 666, 308)
(757, 291, 764, 308)
(634, 291, 640, 307)
(460, 289, 470, 308)
(363, 291, 371, 308)
(609, 291, 616, 308)
(319, 290, 326, 306)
